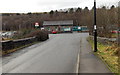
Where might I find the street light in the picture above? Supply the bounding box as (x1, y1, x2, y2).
(94, 0, 97, 52)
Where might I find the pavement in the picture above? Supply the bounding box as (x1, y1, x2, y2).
(79, 35, 112, 74)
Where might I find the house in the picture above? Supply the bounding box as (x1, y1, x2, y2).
(43, 20, 73, 32)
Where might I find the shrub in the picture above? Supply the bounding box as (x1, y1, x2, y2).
(25, 30, 49, 41)
(36, 30, 49, 41)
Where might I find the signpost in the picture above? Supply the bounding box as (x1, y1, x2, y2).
(35, 22, 40, 28)
(94, 0, 97, 52)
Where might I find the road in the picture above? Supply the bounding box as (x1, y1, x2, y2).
(1, 33, 89, 73)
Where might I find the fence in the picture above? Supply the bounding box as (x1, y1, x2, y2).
(90, 36, 117, 45)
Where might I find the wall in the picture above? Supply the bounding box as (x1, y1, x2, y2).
(2, 37, 37, 51)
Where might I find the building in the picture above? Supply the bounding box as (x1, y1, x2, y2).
(43, 20, 73, 32)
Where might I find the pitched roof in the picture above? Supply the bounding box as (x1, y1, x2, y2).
(43, 20, 73, 26)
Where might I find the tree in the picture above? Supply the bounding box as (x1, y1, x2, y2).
(54, 10, 59, 16)
(16, 13, 20, 15)
(49, 10, 54, 17)
(76, 7, 82, 12)
(69, 8, 74, 13)
(27, 12, 32, 15)
(110, 5, 115, 9)
(49, 10, 54, 15)
(43, 12, 47, 14)
(65, 11, 68, 13)
(55, 10, 58, 13)
(102, 6, 106, 9)
(84, 7, 89, 13)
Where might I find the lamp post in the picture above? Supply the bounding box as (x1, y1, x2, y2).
(94, 0, 97, 52)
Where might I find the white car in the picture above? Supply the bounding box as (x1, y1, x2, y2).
(2, 32, 7, 36)
(64, 28, 72, 33)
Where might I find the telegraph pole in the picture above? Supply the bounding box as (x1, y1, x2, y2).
(94, 0, 97, 52)
(118, 2, 120, 48)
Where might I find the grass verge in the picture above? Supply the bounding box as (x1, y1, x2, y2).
(88, 37, 119, 75)
(111, 33, 118, 38)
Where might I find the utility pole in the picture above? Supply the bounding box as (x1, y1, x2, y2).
(118, 1, 120, 73)
(118, 2, 120, 48)
(94, 0, 97, 52)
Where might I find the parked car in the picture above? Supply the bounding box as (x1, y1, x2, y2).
(52, 30, 57, 34)
(72, 26, 81, 31)
(111, 30, 120, 33)
(2, 32, 8, 37)
(63, 28, 72, 33)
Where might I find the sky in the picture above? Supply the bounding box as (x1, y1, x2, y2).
(0, 0, 119, 13)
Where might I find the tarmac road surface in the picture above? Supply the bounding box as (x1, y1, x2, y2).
(1, 33, 89, 73)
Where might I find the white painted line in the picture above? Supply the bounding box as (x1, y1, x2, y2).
(0, 58, 2, 74)
(76, 39, 82, 74)
(76, 52, 80, 74)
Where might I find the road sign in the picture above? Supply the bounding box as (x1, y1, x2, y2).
(35, 22, 40, 28)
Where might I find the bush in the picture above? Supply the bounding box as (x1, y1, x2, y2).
(36, 30, 49, 41)
(12, 29, 33, 39)
(25, 30, 49, 41)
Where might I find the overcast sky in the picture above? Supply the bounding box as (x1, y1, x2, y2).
(0, 0, 119, 13)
